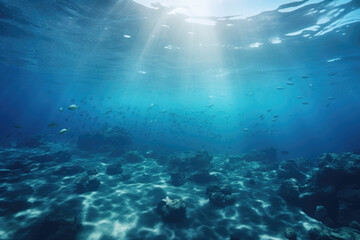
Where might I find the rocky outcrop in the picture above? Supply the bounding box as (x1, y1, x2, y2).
(106, 162, 123, 175)
(277, 160, 306, 182)
(279, 152, 360, 230)
(165, 151, 215, 185)
(278, 178, 300, 205)
(284, 227, 297, 240)
(206, 185, 235, 207)
(316, 153, 360, 187)
(170, 172, 186, 186)
(167, 151, 212, 172)
(156, 197, 186, 222)
(190, 150, 212, 170)
(308, 226, 360, 240)
(75, 175, 100, 193)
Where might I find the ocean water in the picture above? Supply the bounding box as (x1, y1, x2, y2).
(0, 0, 360, 240)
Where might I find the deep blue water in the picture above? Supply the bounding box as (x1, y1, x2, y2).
(2, 1, 360, 240)
(0, 0, 360, 158)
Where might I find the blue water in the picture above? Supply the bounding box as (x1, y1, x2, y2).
(2, 1, 360, 239)
(0, 0, 360, 158)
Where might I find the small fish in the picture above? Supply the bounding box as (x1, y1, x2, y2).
(296, 96, 303, 99)
(59, 128, 69, 134)
(280, 150, 289, 155)
(13, 124, 23, 129)
(277, 87, 284, 90)
(59, 107, 63, 112)
(48, 122, 57, 127)
(327, 97, 335, 100)
(68, 104, 79, 111)
(302, 102, 309, 105)
(248, 92, 254, 96)
(267, 109, 272, 112)
(208, 103, 214, 108)
(286, 81, 294, 85)
(309, 84, 313, 88)
(243, 128, 249, 131)
(301, 75, 309, 79)
(273, 115, 280, 118)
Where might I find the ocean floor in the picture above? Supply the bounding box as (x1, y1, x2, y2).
(1, 139, 360, 240)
